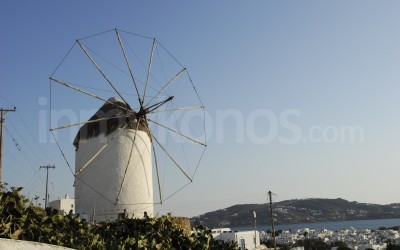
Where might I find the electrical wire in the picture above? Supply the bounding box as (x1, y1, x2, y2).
(16, 110, 52, 163)
(3, 128, 47, 197)
(4, 126, 38, 172)
(0, 95, 13, 106)
(6, 118, 45, 165)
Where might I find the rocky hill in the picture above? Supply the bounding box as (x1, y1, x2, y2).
(191, 198, 400, 228)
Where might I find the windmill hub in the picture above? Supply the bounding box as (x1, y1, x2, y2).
(137, 107, 149, 118)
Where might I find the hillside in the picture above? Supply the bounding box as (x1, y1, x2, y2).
(191, 198, 400, 228)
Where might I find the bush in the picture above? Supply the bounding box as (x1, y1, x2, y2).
(0, 183, 238, 249)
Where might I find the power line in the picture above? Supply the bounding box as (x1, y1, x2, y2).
(16, 110, 52, 163)
(0, 95, 13, 106)
(4, 126, 21, 151)
(6, 119, 45, 166)
(25, 173, 46, 197)
(4, 125, 40, 173)
(2, 130, 46, 194)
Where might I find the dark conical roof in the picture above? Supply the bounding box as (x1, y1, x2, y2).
(73, 97, 150, 150)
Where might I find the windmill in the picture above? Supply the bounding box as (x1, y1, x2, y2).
(49, 29, 206, 221)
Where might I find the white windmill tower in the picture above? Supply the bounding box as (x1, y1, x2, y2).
(49, 29, 206, 221)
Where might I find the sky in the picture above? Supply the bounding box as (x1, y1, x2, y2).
(1, 1, 400, 219)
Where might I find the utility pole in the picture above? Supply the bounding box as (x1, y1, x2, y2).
(40, 165, 55, 208)
(91, 205, 96, 224)
(268, 191, 277, 250)
(253, 211, 257, 248)
(0, 106, 16, 183)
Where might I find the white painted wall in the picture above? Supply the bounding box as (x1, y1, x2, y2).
(48, 198, 75, 214)
(212, 228, 260, 249)
(75, 128, 153, 221)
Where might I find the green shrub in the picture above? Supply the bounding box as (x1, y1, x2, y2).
(0, 183, 237, 249)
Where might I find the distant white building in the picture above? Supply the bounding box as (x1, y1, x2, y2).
(212, 228, 260, 249)
(48, 195, 75, 215)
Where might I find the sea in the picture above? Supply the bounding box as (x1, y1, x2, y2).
(233, 218, 400, 232)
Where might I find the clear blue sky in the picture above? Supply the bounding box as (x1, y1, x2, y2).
(1, 1, 400, 218)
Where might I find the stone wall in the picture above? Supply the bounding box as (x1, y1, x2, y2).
(0, 238, 74, 250)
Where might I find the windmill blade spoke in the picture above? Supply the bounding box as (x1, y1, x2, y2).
(50, 77, 131, 112)
(115, 29, 142, 105)
(142, 38, 156, 105)
(145, 67, 186, 107)
(74, 175, 115, 205)
(142, 117, 162, 203)
(149, 105, 205, 113)
(191, 146, 206, 180)
(76, 39, 129, 105)
(146, 96, 174, 113)
(50, 115, 129, 131)
(115, 121, 140, 205)
(147, 118, 206, 147)
(75, 124, 128, 176)
(162, 182, 192, 203)
(50, 130, 74, 175)
(75, 144, 109, 177)
(151, 133, 192, 182)
(152, 142, 163, 204)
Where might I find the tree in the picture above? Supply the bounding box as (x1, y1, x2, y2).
(303, 238, 329, 250)
(387, 243, 400, 250)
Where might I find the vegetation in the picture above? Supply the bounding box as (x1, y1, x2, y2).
(387, 243, 400, 250)
(0, 184, 238, 249)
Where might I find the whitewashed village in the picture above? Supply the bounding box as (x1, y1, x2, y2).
(260, 227, 400, 250)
